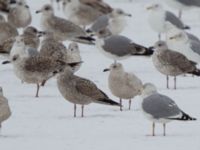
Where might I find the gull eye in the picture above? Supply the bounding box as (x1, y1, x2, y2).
(45, 6, 50, 11)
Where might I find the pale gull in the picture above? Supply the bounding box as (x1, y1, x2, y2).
(152, 41, 200, 89)
(141, 83, 196, 136)
(57, 65, 121, 117)
(103, 63, 142, 111)
(147, 3, 189, 40)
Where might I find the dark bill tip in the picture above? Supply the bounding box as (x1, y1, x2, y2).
(2, 60, 11, 64)
(103, 68, 110, 72)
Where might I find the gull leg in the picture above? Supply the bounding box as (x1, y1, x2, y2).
(178, 10, 182, 19)
(163, 123, 166, 136)
(152, 122, 155, 136)
(174, 76, 177, 90)
(129, 99, 132, 110)
(81, 105, 84, 117)
(120, 98, 122, 111)
(35, 83, 40, 98)
(166, 75, 169, 89)
(74, 104, 77, 118)
(158, 33, 161, 40)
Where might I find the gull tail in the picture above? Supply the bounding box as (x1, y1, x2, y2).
(168, 111, 196, 121)
(73, 36, 96, 45)
(96, 98, 121, 107)
(189, 69, 200, 76)
(131, 44, 154, 56)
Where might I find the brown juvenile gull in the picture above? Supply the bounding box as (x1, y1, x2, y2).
(0, 87, 11, 129)
(104, 63, 142, 111)
(7, 0, 32, 28)
(66, 42, 82, 72)
(0, 14, 18, 54)
(36, 4, 95, 45)
(60, 0, 110, 27)
(152, 41, 200, 89)
(57, 65, 121, 117)
(2, 54, 71, 98)
(141, 83, 196, 136)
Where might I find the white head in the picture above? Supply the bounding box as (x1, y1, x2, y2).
(146, 3, 163, 11)
(68, 42, 79, 53)
(36, 4, 54, 16)
(14, 36, 25, 47)
(103, 63, 125, 74)
(0, 87, 3, 96)
(141, 83, 157, 98)
(154, 41, 168, 51)
(110, 8, 132, 18)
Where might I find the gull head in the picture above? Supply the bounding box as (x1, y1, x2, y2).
(36, 4, 54, 16)
(103, 63, 124, 73)
(153, 41, 168, 51)
(141, 83, 157, 98)
(23, 26, 38, 36)
(111, 8, 132, 18)
(68, 42, 79, 53)
(146, 3, 162, 11)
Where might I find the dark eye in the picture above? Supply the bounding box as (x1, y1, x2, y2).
(45, 7, 50, 11)
(33, 29, 37, 33)
(158, 44, 162, 47)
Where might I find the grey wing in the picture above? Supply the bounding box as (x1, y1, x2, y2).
(142, 94, 181, 119)
(190, 40, 200, 55)
(177, 0, 200, 7)
(91, 15, 109, 32)
(165, 11, 184, 29)
(187, 33, 200, 42)
(102, 35, 133, 56)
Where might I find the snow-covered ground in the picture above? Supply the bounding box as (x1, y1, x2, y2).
(0, 0, 200, 150)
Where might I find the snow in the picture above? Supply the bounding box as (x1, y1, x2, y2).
(0, 0, 200, 150)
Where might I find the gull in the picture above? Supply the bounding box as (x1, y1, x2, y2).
(96, 31, 154, 62)
(66, 42, 82, 72)
(152, 41, 200, 89)
(164, 0, 200, 18)
(0, 0, 16, 14)
(60, 0, 105, 27)
(141, 83, 196, 136)
(103, 63, 143, 111)
(7, 0, 32, 28)
(36, 4, 95, 45)
(0, 14, 18, 47)
(2, 54, 75, 97)
(86, 8, 132, 36)
(0, 87, 11, 129)
(147, 3, 189, 40)
(57, 65, 121, 117)
(168, 31, 200, 63)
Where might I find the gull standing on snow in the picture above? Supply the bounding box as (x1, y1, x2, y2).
(152, 41, 200, 89)
(7, 0, 32, 28)
(164, 0, 200, 19)
(57, 65, 120, 117)
(0, 87, 11, 129)
(66, 42, 82, 72)
(141, 83, 196, 136)
(96, 30, 154, 63)
(0, 14, 18, 54)
(147, 3, 189, 40)
(86, 8, 132, 36)
(168, 31, 200, 63)
(36, 4, 95, 45)
(103, 63, 143, 111)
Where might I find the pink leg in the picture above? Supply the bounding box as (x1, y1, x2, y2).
(74, 104, 77, 118)
(81, 105, 84, 117)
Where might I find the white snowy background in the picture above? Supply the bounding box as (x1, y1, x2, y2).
(0, 0, 200, 150)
